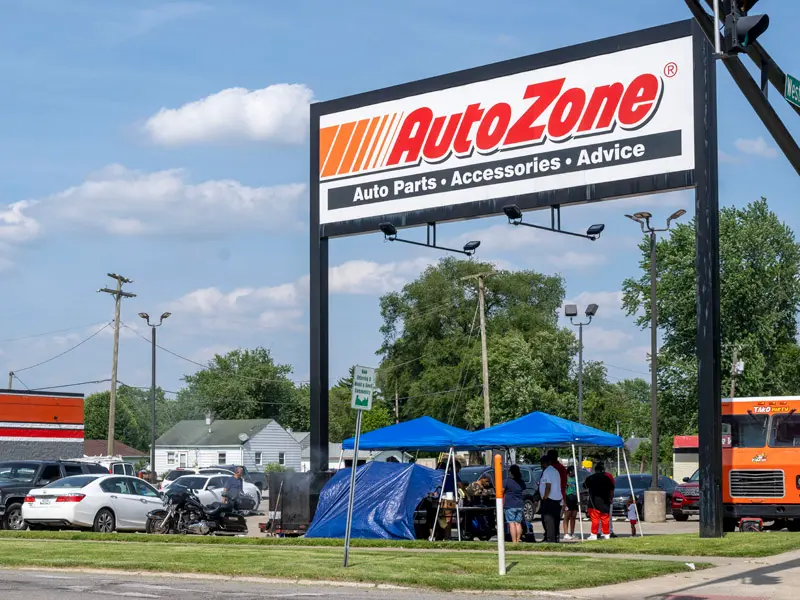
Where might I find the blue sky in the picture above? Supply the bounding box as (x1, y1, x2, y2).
(0, 0, 797, 400)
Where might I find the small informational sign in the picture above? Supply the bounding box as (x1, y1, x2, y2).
(350, 365, 376, 411)
(785, 73, 800, 109)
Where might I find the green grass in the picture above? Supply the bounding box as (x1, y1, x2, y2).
(0, 529, 797, 557)
(0, 538, 699, 591)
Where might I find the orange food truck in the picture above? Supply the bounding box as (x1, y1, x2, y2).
(722, 396, 800, 530)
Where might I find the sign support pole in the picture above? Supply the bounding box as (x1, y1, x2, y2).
(692, 21, 723, 538)
(343, 409, 362, 568)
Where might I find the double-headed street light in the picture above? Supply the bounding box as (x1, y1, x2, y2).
(625, 209, 686, 497)
(565, 303, 598, 464)
(378, 222, 481, 256)
(138, 311, 171, 484)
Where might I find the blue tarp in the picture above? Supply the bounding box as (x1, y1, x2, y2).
(305, 462, 442, 540)
(458, 411, 624, 449)
(342, 416, 469, 452)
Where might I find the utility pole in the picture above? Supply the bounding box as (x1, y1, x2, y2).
(139, 312, 170, 484)
(394, 383, 399, 424)
(7, 372, 12, 389)
(462, 271, 493, 464)
(98, 273, 136, 457)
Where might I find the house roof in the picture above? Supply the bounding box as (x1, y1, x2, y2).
(155, 419, 273, 447)
(84, 440, 146, 457)
(300, 443, 409, 461)
(290, 431, 310, 446)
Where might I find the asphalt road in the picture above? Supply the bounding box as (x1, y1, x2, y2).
(0, 569, 540, 600)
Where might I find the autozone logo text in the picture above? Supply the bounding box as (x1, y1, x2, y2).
(319, 72, 664, 180)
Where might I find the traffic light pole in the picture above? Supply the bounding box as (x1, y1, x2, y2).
(685, 0, 800, 176)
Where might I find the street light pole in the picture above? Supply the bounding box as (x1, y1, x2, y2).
(564, 303, 598, 465)
(139, 312, 171, 485)
(626, 210, 686, 508)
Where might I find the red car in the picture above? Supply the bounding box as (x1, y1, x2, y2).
(671, 469, 699, 521)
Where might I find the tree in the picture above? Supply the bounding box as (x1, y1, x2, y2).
(622, 198, 800, 435)
(377, 257, 568, 429)
(175, 347, 308, 430)
(84, 385, 175, 452)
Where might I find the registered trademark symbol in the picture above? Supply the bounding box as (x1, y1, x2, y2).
(664, 62, 678, 78)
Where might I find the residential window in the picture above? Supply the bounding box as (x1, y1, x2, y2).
(167, 452, 175, 465)
(218, 452, 227, 464)
(178, 453, 187, 468)
(255, 452, 263, 466)
(278, 452, 285, 466)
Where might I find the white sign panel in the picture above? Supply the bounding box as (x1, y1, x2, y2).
(317, 35, 695, 227)
(350, 365, 376, 411)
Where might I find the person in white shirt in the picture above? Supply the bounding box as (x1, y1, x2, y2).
(539, 455, 563, 543)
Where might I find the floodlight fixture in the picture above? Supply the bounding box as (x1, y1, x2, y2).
(463, 241, 481, 256)
(503, 204, 524, 222)
(633, 211, 653, 220)
(504, 204, 604, 241)
(379, 222, 398, 240)
(586, 224, 605, 240)
(138, 312, 150, 320)
(564, 304, 578, 318)
(585, 303, 599, 317)
(160, 312, 172, 321)
(378, 222, 479, 256)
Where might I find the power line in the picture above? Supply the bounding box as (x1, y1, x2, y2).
(603, 362, 649, 376)
(12, 372, 30, 390)
(0, 322, 110, 344)
(13, 321, 112, 374)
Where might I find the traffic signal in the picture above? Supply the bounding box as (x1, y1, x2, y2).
(723, 0, 769, 54)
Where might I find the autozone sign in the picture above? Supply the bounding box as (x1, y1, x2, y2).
(315, 31, 696, 229)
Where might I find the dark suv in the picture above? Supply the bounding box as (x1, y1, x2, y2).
(461, 464, 543, 523)
(0, 460, 107, 530)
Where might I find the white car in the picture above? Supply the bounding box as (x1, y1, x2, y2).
(22, 474, 163, 532)
(170, 474, 261, 507)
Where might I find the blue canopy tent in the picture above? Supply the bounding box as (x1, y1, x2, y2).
(342, 416, 470, 452)
(457, 411, 624, 449)
(306, 462, 442, 540)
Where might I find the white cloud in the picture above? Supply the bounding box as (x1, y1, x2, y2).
(548, 251, 607, 269)
(144, 83, 313, 146)
(565, 290, 624, 314)
(27, 164, 305, 237)
(734, 136, 778, 159)
(581, 326, 633, 353)
(329, 257, 435, 295)
(718, 150, 742, 164)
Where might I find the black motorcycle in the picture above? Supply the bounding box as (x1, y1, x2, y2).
(146, 484, 249, 536)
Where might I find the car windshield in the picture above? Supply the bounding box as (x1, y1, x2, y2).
(173, 476, 207, 490)
(689, 470, 699, 482)
(626, 475, 653, 488)
(44, 475, 99, 489)
(723, 413, 769, 448)
(165, 470, 190, 481)
(0, 463, 37, 483)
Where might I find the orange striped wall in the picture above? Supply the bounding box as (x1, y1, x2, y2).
(0, 393, 84, 425)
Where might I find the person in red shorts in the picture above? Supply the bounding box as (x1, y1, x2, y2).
(604, 467, 616, 537)
(584, 462, 614, 540)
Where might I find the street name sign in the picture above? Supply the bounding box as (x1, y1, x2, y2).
(785, 73, 800, 109)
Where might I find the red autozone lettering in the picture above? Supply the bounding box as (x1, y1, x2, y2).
(386, 73, 663, 167)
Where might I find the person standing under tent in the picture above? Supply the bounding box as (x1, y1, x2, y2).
(547, 449, 568, 503)
(604, 467, 617, 537)
(539, 455, 563, 543)
(562, 465, 579, 540)
(503, 465, 526, 543)
(584, 462, 614, 540)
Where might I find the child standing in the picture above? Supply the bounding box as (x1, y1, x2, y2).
(626, 497, 638, 536)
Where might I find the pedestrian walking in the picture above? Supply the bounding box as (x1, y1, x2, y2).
(584, 462, 613, 540)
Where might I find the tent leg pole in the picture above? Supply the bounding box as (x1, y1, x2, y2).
(622, 449, 643, 537)
(429, 451, 452, 542)
(336, 449, 344, 471)
(571, 444, 584, 541)
(452, 448, 461, 541)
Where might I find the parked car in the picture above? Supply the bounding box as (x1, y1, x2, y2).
(472, 464, 543, 523)
(72, 457, 136, 476)
(611, 474, 676, 518)
(0, 460, 108, 530)
(159, 468, 196, 491)
(209, 464, 267, 492)
(22, 474, 162, 532)
(170, 473, 261, 506)
(671, 469, 699, 521)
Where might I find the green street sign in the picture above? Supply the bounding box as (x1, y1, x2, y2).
(350, 365, 376, 411)
(785, 73, 800, 109)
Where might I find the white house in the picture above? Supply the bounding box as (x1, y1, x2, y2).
(154, 418, 301, 476)
(300, 442, 410, 472)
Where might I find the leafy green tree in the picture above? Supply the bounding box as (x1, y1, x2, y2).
(175, 347, 308, 430)
(622, 198, 800, 436)
(84, 385, 175, 452)
(377, 257, 567, 428)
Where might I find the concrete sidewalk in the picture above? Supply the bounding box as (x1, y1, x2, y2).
(566, 549, 800, 600)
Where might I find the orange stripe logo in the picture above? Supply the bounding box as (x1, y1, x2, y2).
(319, 113, 396, 179)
